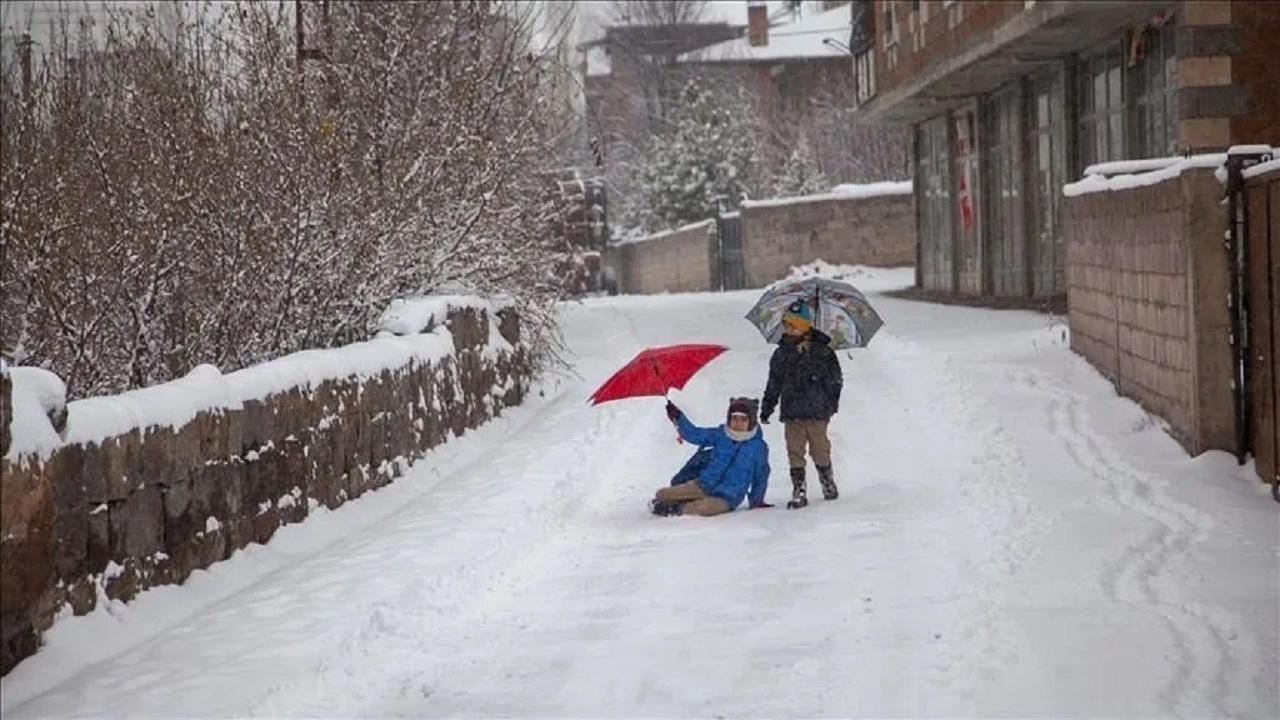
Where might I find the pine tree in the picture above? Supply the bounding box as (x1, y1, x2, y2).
(636, 82, 753, 230)
(772, 134, 828, 198)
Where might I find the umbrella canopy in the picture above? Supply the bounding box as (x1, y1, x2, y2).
(745, 276, 884, 350)
(589, 343, 728, 405)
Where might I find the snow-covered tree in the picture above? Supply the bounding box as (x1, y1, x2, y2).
(771, 134, 828, 198)
(0, 1, 576, 398)
(635, 81, 753, 230)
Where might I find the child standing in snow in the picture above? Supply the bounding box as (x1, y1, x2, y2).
(651, 398, 771, 517)
(760, 301, 843, 509)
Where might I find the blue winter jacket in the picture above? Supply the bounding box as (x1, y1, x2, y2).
(672, 413, 770, 510)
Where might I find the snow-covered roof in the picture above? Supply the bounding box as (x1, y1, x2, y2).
(586, 45, 611, 77)
(677, 2, 852, 64)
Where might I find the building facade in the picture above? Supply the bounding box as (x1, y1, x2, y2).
(850, 0, 1280, 301)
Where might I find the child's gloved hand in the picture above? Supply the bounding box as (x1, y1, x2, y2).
(750, 501, 774, 509)
(665, 401, 681, 421)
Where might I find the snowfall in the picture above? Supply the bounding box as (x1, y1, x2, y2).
(2, 264, 1277, 719)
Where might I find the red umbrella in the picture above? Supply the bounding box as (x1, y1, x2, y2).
(589, 343, 728, 405)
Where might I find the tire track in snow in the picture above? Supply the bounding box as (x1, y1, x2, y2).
(1007, 367, 1244, 718)
(827, 333, 1038, 713)
(246, 301, 655, 717)
(245, 388, 628, 717)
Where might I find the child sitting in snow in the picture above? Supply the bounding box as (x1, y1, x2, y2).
(650, 397, 771, 517)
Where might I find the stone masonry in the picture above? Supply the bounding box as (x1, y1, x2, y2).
(739, 193, 915, 287)
(0, 307, 530, 676)
(608, 192, 915, 294)
(607, 221, 718, 295)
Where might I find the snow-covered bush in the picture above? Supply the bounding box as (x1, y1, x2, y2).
(0, 1, 574, 398)
(770, 134, 829, 198)
(633, 80, 753, 231)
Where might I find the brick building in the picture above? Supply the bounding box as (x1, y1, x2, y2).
(848, 0, 1280, 301)
(677, 1, 856, 119)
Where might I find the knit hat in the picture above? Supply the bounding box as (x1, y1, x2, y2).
(782, 301, 813, 333)
(726, 397, 759, 429)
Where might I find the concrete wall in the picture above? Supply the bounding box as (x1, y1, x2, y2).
(1065, 168, 1234, 455)
(0, 307, 531, 676)
(740, 193, 916, 287)
(607, 221, 718, 295)
(607, 192, 915, 294)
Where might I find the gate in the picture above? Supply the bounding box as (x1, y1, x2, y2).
(1227, 150, 1280, 502)
(717, 212, 745, 291)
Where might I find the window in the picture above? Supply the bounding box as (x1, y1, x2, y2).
(911, 0, 927, 52)
(854, 50, 877, 104)
(917, 115, 953, 292)
(1077, 43, 1126, 169)
(1029, 69, 1067, 295)
(982, 84, 1026, 296)
(883, 0, 899, 47)
(953, 107, 982, 295)
(1128, 19, 1179, 158)
(882, 1, 900, 69)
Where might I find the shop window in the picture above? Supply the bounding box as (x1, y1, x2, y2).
(1077, 42, 1126, 169)
(1128, 17, 1179, 157)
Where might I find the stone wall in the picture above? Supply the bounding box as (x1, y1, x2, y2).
(606, 220, 718, 295)
(1064, 168, 1234, 455)
(607, 192, 915, 294)
(0, 306, 530, 676)
(739, 193, 916, 287)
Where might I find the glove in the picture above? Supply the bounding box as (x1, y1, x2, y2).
(759, 410, 771, 424)
(665, 400, 680, 421)
(750, 501, 774, 509)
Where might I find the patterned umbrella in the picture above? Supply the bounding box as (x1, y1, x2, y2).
(744, 277, 884, 350)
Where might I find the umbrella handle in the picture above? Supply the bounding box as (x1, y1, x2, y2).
(664, 389, 684, 444)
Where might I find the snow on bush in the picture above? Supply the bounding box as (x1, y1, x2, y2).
(0, 1, 574, 401)
(634, 80, 754, 231)
(770, 135, 829, 198)
(375, 296, 514, 337)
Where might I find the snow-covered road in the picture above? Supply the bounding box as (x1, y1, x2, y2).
(4, 267, 1276, 718)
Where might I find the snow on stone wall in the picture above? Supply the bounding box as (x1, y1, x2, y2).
(0, 303, 530, 676)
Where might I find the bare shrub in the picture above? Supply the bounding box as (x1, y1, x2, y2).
(1, 1, 576, 398)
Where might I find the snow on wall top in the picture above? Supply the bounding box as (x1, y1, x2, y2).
(1064, 146, 1279, 198)
(4, 296, 515, 462)
(612, 219, 715, 247)
(742, 181, 912, 209)
(677, 2, 852, 63)
(1244, 158, 1280, 180)
(5, 366, 67, 461)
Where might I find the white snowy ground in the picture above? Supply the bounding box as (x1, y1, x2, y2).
(3, 266, 1277, 719)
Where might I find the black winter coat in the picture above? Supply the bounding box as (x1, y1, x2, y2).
(761, 329, 843, 422)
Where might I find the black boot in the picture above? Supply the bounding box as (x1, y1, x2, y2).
(787, 467, 808, 509)
(650, 499, 683, 517)
(817, 464, 838, 500)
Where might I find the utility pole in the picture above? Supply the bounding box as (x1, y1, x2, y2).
(295, 1, 331, 116)
(19, 32, 32, 109)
